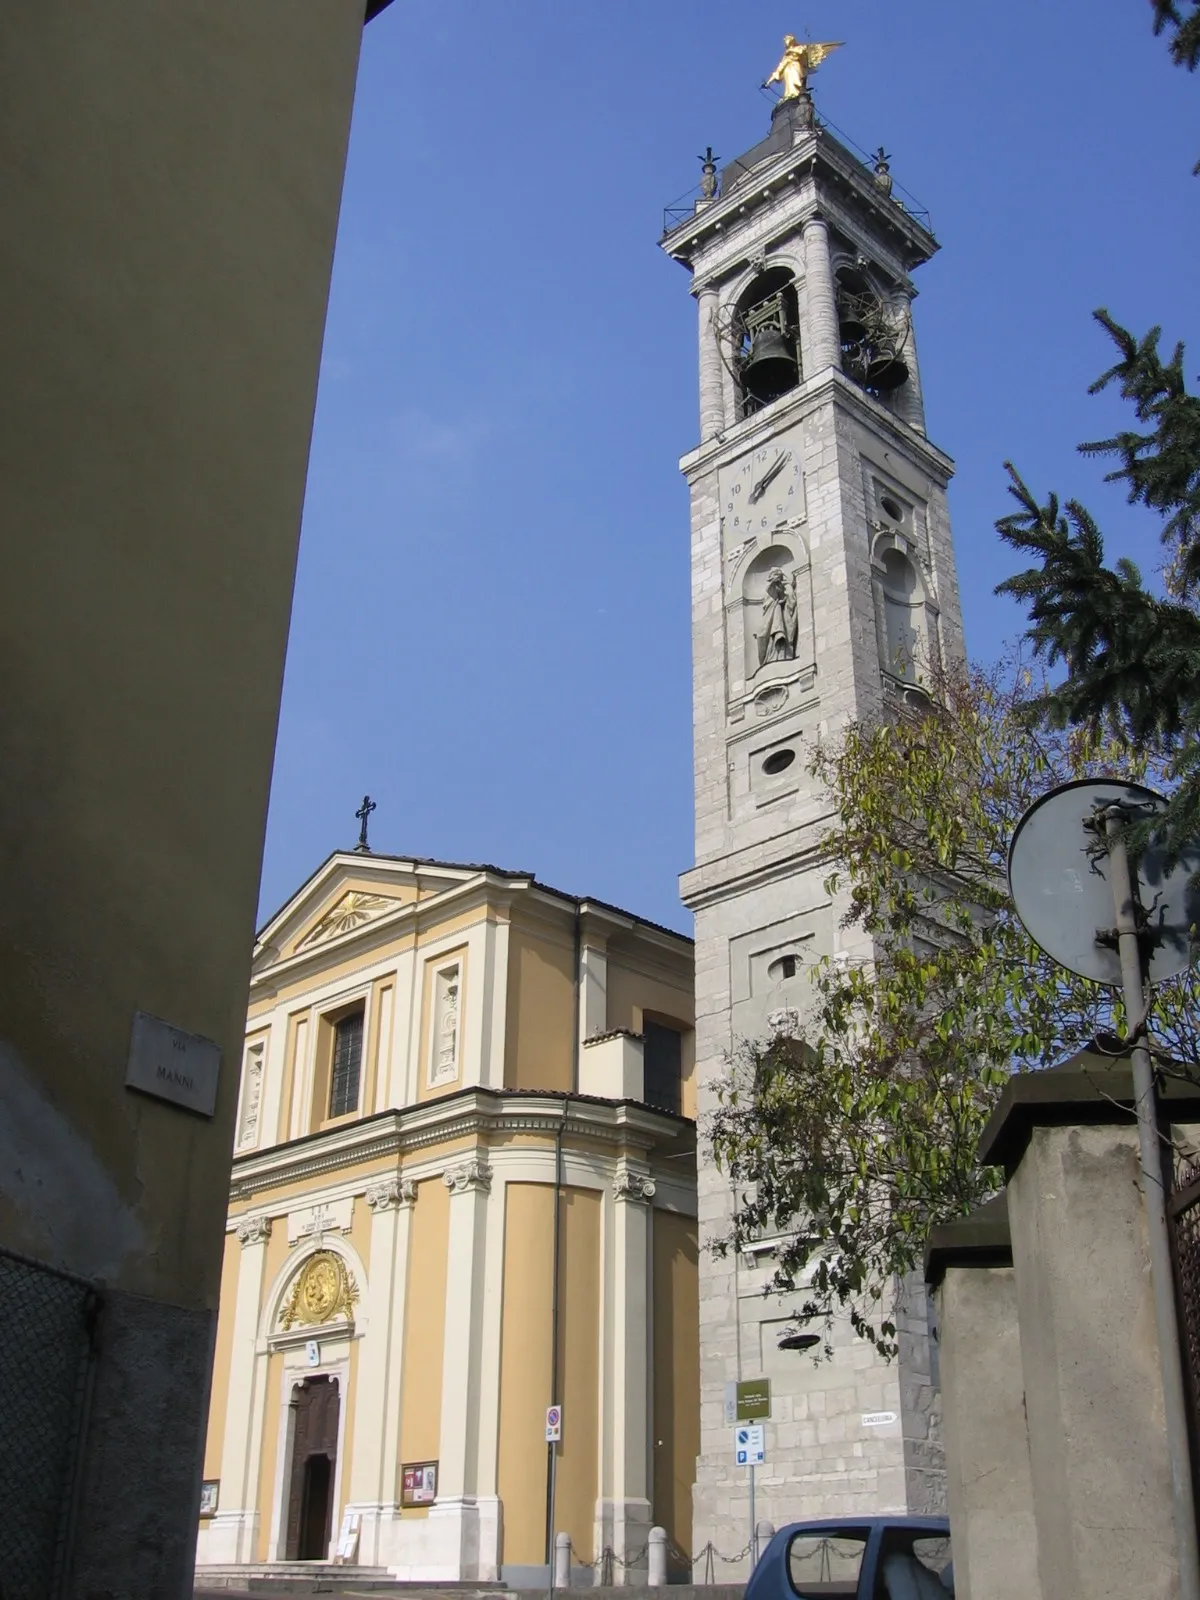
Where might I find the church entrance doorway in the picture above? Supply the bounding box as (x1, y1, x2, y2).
(284, 1374, 340, 1561)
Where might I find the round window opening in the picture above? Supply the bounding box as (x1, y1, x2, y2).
(762, 748, 796, 776)
(879, 494, 905, 523)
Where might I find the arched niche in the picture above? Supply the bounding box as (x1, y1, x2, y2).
(870, 531, 935, 685)
(261, 1237, 368, 1346)
(734, 535, 814, 688)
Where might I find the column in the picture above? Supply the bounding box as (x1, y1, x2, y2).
(596, 1166, 656, 1583)
(348, 1176, 417, 1564)
(893, 293, 926, 434)
(697, 281, 725, 442)
(430, 1156, 497, 1579)
(210, 1215, 273, 1564)
(802, 215, 841, 376)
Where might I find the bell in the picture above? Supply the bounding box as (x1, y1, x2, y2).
(741, 327, 798, 406)
(864, 352, 909, 391)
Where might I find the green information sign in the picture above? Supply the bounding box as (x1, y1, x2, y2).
(735, 1377, 771, 1421)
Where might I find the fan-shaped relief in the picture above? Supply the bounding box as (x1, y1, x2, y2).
(870, 530, 935, 684)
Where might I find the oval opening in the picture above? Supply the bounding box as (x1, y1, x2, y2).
(768, 954, 798, 982)
(879, 494, 905, 523)
(762, 748, 795, 776)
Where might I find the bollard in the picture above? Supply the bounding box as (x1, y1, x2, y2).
(554, 1530, 572, 1590)
(754, 1521, 775, 1567)
(648, 1526, 669, 1587)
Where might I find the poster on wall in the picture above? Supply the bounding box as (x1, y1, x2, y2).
(400, 1461, 438, 1506)
(199, 1481, 219, 1516)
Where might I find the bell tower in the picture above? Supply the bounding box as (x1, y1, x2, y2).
(663, 70, 964, 1560)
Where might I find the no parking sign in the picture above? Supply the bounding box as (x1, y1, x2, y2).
(545, 1404, 563, 1442)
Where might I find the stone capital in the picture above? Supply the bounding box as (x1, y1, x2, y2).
(235, 1213, 272, 1247)
(613, 1169, 656, 1205)
(443, 1157, 492, 1196)
(365, 1175, 417, 1212)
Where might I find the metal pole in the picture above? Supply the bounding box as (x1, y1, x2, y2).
(1104, 807, 1200, 1600)
(549, 1443, 558, 1598)
(748, 1463, 756, 1571)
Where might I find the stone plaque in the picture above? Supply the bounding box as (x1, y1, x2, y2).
(125, 1011, 220, 1116)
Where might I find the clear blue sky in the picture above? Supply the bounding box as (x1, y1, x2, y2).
(257, 0, 1198, 936)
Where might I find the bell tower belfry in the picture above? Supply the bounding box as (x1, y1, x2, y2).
(663, 68, 964, 1560)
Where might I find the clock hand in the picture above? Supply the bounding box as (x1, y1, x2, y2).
(750, 450, 791, 503)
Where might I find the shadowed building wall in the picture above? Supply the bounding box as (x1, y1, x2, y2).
(0, 4, 390, 1593)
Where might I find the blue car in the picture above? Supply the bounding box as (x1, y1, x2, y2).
(746, 1516, 953, 1600)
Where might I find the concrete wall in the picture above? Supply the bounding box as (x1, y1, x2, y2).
(935, 1264, 1040, 1600)
(0, 5, 369, 1592)
(1008, 1123, 1182, 1600)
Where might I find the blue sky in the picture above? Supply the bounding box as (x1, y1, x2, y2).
(257, 0, 1198, 936)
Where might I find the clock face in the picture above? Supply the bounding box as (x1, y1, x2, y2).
(721, 435, 804, 542)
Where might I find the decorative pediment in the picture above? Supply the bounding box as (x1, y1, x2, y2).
(296, 890, 402, 949)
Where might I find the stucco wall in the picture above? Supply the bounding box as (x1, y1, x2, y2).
(505, 923, 576, 1092)
(653, 1210, 700, 1555)
(497, 1182, 557, 1565)
(0, 5, 368, 1592)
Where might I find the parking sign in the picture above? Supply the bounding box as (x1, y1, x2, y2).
(733, 1424, 765, 1466)
(545, 1405, 563, 1442)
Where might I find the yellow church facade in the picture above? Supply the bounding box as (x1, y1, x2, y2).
(195, 850, 699, 1582)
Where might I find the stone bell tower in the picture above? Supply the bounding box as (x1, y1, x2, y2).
(662, 73, 964, 1564)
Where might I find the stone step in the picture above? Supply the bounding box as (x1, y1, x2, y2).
(194, 1566, 507, 1594)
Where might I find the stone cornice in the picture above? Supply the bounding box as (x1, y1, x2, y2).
(228, 1088, 689, 1202)
(663, 130, 936, 274)
(679, 370, 954, 488)
(680, 830, 835, 913)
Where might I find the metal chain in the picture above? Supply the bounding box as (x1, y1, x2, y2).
(563, 1538, 753, 1583)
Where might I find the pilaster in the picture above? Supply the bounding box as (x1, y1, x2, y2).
(208, 1214, 272, 1564)
(579, 933, 609, 1047)
(347, 1176, 417, 1563)
(429, 1156, 498, 1580)
(595, 1166, 656, 1581)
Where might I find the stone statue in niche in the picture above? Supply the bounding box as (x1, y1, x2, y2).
(756, 568, 799, 668)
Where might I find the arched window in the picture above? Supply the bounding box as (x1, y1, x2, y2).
(732, 268, 800, 417)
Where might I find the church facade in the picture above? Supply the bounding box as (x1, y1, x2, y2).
(663, 85, 964, 1559)
(195, 850, 698, 1582)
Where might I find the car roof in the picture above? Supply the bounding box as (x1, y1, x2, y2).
(775, 1517, 950, 1534)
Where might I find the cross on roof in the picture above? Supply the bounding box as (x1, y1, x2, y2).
(354, 795, 376, 853)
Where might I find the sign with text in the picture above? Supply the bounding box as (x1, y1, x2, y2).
(734, 1424, 766, 1466)
(400, 1461, 438, 1506)
(545, 1404, 563, 1442)
(125, 1011, 220, 1117)
(735, 1377, 771, 1421)
(861, 1411, 898, 1428)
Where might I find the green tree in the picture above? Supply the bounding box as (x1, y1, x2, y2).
(708, 660, 1200, 1358)
(996, 3, 1200, 859)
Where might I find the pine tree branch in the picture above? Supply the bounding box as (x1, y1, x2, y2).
(1152, 0, 1200, 71)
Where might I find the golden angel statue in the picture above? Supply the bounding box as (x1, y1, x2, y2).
(765, 35, 844, 100)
